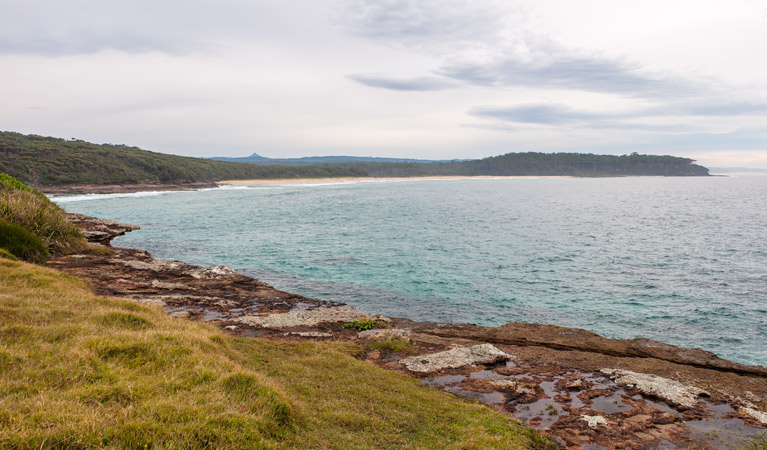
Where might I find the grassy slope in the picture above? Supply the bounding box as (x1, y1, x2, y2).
(0, 256, 556, 450)
(0, 132, 366, 186)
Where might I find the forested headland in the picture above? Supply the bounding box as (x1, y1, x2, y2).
(1, 131, 708, 188)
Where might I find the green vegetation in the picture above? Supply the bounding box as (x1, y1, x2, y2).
(742, 434, 767, 450)
(0, 221, 49, 263)
(342, 317, 389, 331)
(0, 132, 366, 186)
(0, 174, 86, 257)
(1, 131, 708, 189)
(358, 336, 414, 358)
(0, 255, 558, 449)
(346, 152, 709, 177)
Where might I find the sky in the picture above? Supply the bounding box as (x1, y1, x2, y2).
(1, 0, 766, 168)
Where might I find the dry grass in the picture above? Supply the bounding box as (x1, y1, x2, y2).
(0, 255, 558, 450)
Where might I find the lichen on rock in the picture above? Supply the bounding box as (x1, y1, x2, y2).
(581, 415, 607, 427)
(236, 305, 379, 328)
(357, 328, 410, 340)
(399, 344, 512, 373)
(601, 368, 709, 408)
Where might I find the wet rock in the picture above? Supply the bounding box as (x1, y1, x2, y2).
(66, 213, 140, 245)
(489, 378, 536, 395)
(399, 344, 512, 373)
(169, 310, 191, 319)
(601, 368, 709, 408)
(357, 328, 410, 340)
(236, 305, 381, 328)
(581, 415, 607, 427)
(415, 321, 767, 377)
(186, 264, 238, 280)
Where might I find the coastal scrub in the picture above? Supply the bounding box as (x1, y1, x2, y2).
(0, 173, 85, 256)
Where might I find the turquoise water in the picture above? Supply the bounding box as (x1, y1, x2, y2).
(56, 176, 767, 366)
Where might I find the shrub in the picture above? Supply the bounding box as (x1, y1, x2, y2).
(342, 317, 388, 331)
(0, 220, 49, 263)
(0, 173, 85, 256)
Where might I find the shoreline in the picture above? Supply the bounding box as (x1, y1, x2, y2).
(48, 213, 767, 449)
(40, 174, 703, 196)
(218, 175, 574, 186)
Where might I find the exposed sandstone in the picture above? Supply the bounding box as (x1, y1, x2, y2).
(601, 368, 709, 408)
(581, 415, 607, 427)
(413, 321, 767, 377)
(357, 328, 411, 340)
(67, 213, 140, 245)
(399, 344, 512, 373)
(236, 305, 381, 328)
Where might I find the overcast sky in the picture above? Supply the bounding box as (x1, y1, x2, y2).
(1, 0, 766, 167)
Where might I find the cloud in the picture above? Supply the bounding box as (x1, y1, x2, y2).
(334, 0, 511, 48)
(347, 74, 455, 91)
(469, 99, 767, 131)
(336, 0, 706, 100)
(0, 0, 309, 56)
(467, 103, 688, 131)
(469, 104, 595, 125)
(440, 54, 690, 97)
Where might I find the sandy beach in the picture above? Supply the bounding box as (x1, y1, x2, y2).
(218, 175, 571, 186)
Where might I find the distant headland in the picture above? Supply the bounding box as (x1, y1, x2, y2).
(0, 131, 709, 195)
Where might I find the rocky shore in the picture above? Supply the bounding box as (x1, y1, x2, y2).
(50, 214, 767, 450)
(41, 181, 217, 196)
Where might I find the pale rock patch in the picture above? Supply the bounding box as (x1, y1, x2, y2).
(740, 407, 767, 425)
(601, 369, 709, 408)
(285, 331, 333, 338)
(582, 415, 607, 427)
(151, 279, 186, 290)
(236, 305, 381, 328)
(357, 328, 411, 340)
(399, 344, 512, 373)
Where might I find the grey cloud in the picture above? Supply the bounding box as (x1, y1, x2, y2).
(469, 104, 691, 131)
(0, 0, 299, 56)
(647, 101, 767, 117)
(469, 104, 599, 125)
(440, 54, 690, 97)
(335, 0, 508, 46)
(337, 0, 695, 98)
(347, 74, 455, 91)
(470, 99, 767, 131)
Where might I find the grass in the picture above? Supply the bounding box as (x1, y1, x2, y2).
(742, 434, 767, 450)
(0, 254, 559, 449)
(0, 174, 86, 256)
(358, 336, 414, 358)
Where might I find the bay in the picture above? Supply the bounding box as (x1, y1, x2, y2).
(55, 175, 767, 366)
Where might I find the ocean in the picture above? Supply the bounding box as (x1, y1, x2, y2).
(54, 175, 767, 366)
